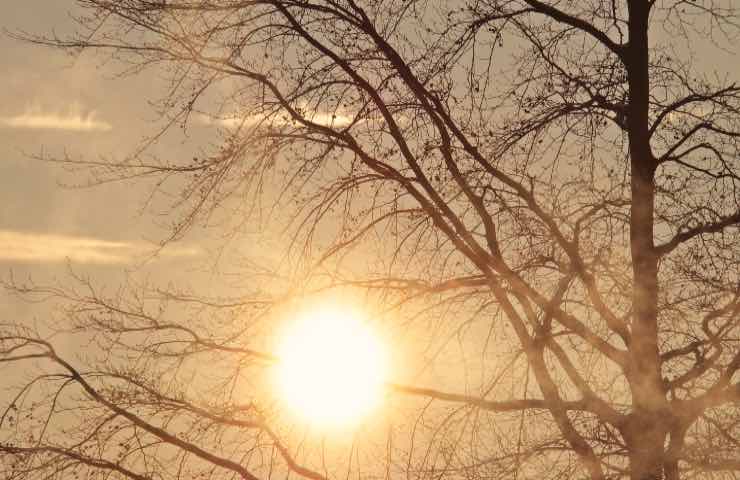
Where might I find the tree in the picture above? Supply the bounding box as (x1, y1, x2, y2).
(2, 1, 740, 480)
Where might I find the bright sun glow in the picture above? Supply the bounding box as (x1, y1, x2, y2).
(276, 306, 387, 427)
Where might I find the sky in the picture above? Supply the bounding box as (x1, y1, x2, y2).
(0, 0, 399, 382)
(2, 1, 736, 274)
(1, 0, 737, 357)
(2, 2, 163, 256)
(0, 2, 282, 276)
(2, 1, 738, 336)
(1, 4, 739, 480)
(0, 3, 426, 456)
(0, 2, 230, 339)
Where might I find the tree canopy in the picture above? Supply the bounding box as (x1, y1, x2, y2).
(2, 2, 740, 480)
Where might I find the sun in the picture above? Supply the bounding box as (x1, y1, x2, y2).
(275, 305, 387, 427)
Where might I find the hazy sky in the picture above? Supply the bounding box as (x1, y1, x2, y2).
(2, 1, 738, 320)
(2, 3, 160, 254)
(0, 2, 233, 328)
(0, 1, 281, 264)
(1, 6, 739, 480)
(0, 0, 494, 395)
(2, 1, 736, 267)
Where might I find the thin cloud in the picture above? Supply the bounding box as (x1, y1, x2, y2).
(195, 111, 355, 129)
(0, 104, 112, 132)
(0, 230, 200, 264)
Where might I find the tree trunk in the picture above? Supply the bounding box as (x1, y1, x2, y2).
(623, 413, 667, 480)
(625, 2, 669, 479)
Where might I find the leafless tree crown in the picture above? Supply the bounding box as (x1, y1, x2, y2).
(2, 2, 740, 480)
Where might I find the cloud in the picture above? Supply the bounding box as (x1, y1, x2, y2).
(0, 104, 112, 132)
(660, 103, 713, 129)
(0, 230, 200, 264)
(195, 111, 354, 129)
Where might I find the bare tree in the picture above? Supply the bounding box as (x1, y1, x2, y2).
(2, 2, 740, 480)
